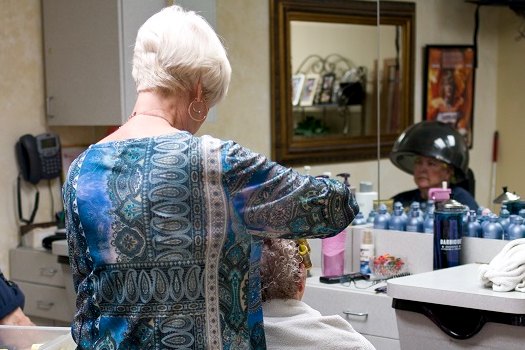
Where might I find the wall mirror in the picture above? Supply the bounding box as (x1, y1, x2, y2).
(270, 0, 415, 165)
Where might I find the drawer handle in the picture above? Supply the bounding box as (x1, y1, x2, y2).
(37, 301, 55, 310)
(40, 267, 58, 277)
(343, 310, 368, 317)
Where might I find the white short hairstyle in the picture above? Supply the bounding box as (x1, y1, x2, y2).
(132, 5, 231, 108)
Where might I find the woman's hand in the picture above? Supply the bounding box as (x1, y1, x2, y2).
(0, 307, 35, 326)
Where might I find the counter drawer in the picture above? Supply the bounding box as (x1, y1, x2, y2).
(15, 281, 74, 323)
(303, 284, 398, 339)
(10, 248, 65, 287)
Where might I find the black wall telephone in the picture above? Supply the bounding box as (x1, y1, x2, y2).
(15, 133, 62, 225)
(15, 133, 62, 185)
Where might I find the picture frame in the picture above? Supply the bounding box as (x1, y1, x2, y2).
(422, 45, 476, 147)
(291, 73, 305, 106)
(299, 73, 320, 107)
(319, 73, 336, 104)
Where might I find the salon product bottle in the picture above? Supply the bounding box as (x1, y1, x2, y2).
(336, 173, 351, 187)
(366, 209, 377, 224)
(406, 209, 424, 233)
(507, 215, 525, 240)
(434, 199, 467, 269)
(466, 210, 482, 238)
(389, 203, 406, 231)
(373, 204, 390, 230)
(352, 212, 367, 226)
(499, 205, 511, 238)
(519, 209, 525, 219)
(409, 202, 424, 222)
(359, 230, 374, 275)
(355, 181, 378, 223)
(482, 214, 503, 240)
(423, 200, 435, 220)
(424, 206, 435, 234)
(321, 228, 347, 276)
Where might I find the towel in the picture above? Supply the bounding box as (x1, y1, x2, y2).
(479, 238, 525, 292)
(263, 299, 375, 350)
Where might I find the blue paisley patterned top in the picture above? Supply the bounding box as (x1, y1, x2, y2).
(62, 131, 358, 350)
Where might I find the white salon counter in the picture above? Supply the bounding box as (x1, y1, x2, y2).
(387, 263, 525, 349)
(388, 263, 525, 313)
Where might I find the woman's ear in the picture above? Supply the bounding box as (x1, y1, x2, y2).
(295, 263, 307, 300)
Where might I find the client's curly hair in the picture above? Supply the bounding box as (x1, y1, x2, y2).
(260, 238, 306, 302)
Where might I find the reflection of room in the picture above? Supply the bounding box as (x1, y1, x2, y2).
(291, 22, 402, 137)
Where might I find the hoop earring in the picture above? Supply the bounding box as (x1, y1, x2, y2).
(188, 98, 208, 122)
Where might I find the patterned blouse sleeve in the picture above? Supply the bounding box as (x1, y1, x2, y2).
(221, 141, 358, 238)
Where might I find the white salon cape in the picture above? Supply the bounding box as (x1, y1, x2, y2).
(263, 299, 376, 350)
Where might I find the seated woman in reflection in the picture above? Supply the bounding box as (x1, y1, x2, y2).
(0, 269, 33, 326)
(260, 239, 375, 350)
(390, 121, 478, 210)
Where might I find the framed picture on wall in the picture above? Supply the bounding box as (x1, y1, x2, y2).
(291, 73, 305, 106)
(423, 45, 476, 148)
(300, 73, 320, 107)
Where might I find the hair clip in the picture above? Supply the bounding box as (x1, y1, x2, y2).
(296, 239, 312, 269)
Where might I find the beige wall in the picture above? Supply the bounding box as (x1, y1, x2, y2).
(0, 0, 521, 273)
(0, 1, 50, 274)
(496, 10, 525, 204)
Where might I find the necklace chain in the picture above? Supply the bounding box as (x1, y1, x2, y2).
(129, 110, 175, 128)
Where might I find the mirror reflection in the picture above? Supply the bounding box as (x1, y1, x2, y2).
(291, 22, 405, 139)
(270, 0, 415, 166)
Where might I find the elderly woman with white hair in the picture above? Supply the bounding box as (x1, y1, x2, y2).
(260, 239, 375, 350)
(62, 5, 359, 350)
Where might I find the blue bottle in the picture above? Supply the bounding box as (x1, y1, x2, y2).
(507, 215, 525, 240)
(519, 208, 525, 220)
(366, 209, 377, 224)
(373, 204, 390, 230)
(434, 199, 467, 269)
(499, 205, 511, 238)
(466, 210, 482, 238)
(406, 210, 424, 233)
(424, 206, 435, 233)
(352, 212, 367, 226)
(389, 204, 406, 231)
(483, 214, 504, 240)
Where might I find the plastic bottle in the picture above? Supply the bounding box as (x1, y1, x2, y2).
(389, 203, 406, 231)
(424, 205, 435, 234)
(466, 210, 482, 238)
(373, 203, 390, 230)
(507, 215, 525, 240)
(359, 230, 374, 275)
(321, 229, 347, 276)
(406, 209, 424, 233)
(355, 181, 378, 223)
(366, 209, 377, 224)
(482, 214, 504, 240)
(352, 212, 367, 226)
(498, 204, 511, 238)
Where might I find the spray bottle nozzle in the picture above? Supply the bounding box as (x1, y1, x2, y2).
(336, 173, 351, 187)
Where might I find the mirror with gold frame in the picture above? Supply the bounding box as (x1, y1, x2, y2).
(270, 0, 415, 165)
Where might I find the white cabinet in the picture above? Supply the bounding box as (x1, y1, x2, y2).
(303, 271, 400, 350)
(42, 0, 166, 125)
(9, 247, 74, 325)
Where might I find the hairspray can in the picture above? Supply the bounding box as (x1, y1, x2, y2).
(433, 199, 467, 270)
